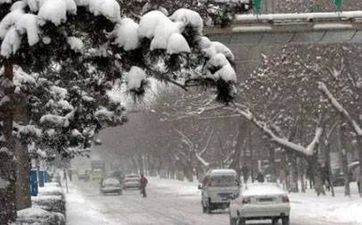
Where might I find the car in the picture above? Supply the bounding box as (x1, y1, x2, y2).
(199, 169, 240, 213)
(109, 170, 124, 182)
(92, 169, 104, 181)
(100, 178, 123, 195)
(123, 174, 141, 189)
(229, 183, 290, 225)
(78, 170, 90, 181)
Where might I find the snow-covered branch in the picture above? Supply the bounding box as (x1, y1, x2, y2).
(318, 82, 362, 136)
(231, 104, 323, 157)
(199, 128, 214, 156)
(174, 128, 194, 150)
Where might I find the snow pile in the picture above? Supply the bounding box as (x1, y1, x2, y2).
(16, 207, 63, 225)
(50, 86, 68, 100)
(17, 125, 42, 140)
(125, 66, 147, 92)
(13, 66, 37, 87)
(67, 36, 84, 53)
(167, 33, 190, 54)
(0, 8, 40, 57)
(0, 8, 24, 39)
(200, 37, 236, 83)
(0, 27, 21, 57)
(138, 11, 168, 39)
(110, 18, 139, 51)
(138, 10, 201, 54)
(88, 0, 120, 22)
(40, 114, 69, 127)
(32, 195, 66, 214)
(170, 8, 204, 35)
(38, 0, 69, 25)
(202, 40, 235, 62)
(94, 107, 114, 121)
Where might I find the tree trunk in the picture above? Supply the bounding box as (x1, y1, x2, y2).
(288, 153, 299, 192)
(357, 136, 362, 197)
(298, 158, 306, 193)
(268, 147, 277, 182)
(308, 156, 325, 196)
(14, 102, 31, 210)
(280, 151, 289, 191)
(15, 141, 31, 210)
(325, 141, 335, 197)
(338, 123, 351, 196)
(230, 119, 246, 182)
(248, 125, 255, 182)
(0, 61, 17, 223)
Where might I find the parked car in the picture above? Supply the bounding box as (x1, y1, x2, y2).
(78, 170, 90, 181)
(109, 170, 124, 182)
(100, 178, 123, 195)
(199, 169, 240, 213)
(332, 162, 360, 186)
(229, 183, 290, 225)
(92, 169, 104, 181)
(123, 174, 141, 189)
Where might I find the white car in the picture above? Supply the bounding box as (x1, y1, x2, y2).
(229, 183, 290, 225)
(123, 174, 141, 189)
(199, 169, 240, 213)
(100, 178, 123, 195)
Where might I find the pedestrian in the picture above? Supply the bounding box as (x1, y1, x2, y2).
(140, 174, 148, 198)
(68, 169, 73, 181)
(241, 166, 249, 184)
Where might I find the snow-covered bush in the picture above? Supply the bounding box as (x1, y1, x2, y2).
(39, 185, 65, 200)
(15, 207, 65, 225)
(32, 195, 66, 215)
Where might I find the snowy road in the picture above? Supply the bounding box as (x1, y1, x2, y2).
(67, 178, 357, 225)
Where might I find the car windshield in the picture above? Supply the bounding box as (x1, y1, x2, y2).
(211, 175, 236, 187)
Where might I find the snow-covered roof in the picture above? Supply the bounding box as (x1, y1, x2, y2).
(242, 183, 286, 197)
(103, 178, 120, 186)
(208, 169, 237, 176)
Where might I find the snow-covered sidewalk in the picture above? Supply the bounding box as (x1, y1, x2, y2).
(66, 184, 111, 225)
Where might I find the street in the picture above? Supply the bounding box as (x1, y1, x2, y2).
(66, 178, 357, 225)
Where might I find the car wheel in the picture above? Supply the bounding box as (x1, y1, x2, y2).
(282, 216, 290, 225)
(272, 218, 279, 225)
(238, 217, 246, 225)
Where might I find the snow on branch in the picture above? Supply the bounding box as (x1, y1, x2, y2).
(174, 128, 194, 150)
(195, 151, 210, 167)
(318, 82, 362, 136)
(231, 104, 322, 157)
(0, 147, 12, 157)
(199, 128, 214, 156)
(305, 127, 323, 156)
